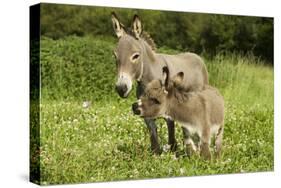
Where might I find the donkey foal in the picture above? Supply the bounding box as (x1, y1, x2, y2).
(132, 67, 225, 160)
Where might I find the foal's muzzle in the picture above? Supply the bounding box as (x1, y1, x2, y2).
(132, 102, 141, 115)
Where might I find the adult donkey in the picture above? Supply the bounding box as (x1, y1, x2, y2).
(111, 13, 209, 154)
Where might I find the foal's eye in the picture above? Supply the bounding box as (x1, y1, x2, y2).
(151, 98, 160, 104)
(130, 52, 140, 63)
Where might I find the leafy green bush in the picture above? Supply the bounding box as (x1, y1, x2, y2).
(40, 36, 117, 101)
(40, 3, 273, 62)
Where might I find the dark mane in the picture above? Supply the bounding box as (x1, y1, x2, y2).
(173, 88, 193, 103)
(140, 31, 157, 51)
(125, 28, 157, 51)
(168, 81, 193, 103)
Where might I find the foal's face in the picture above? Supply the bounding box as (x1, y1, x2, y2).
(132, 68, 185, 119)
(114, 35, 143, 98)
(132, 80, 168, 118)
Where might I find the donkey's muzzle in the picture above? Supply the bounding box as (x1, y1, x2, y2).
(115, 84, 128, 98)
(132, 102, 141, 115)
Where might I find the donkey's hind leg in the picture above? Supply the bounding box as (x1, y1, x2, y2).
(215, 125, 224, 158)
(144, 118, 161, 155)
(200, 127, 211, 160)
(165, 119, 177, 152)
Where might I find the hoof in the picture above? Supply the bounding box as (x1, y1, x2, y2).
(151, 147, 162, 155)
(200, 144, 211, 160)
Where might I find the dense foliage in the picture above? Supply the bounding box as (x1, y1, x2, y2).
(40, 3, 273, 62)
(40, 36, 117, 101)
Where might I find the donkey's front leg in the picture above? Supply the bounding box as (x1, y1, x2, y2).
(144, 118, 161, 154)
(165, 119, 177, 151)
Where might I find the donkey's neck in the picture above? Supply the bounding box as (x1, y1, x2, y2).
(139, 41, 166, 85)
(166, 99, 186, 122)
(165, 90, 194, 122)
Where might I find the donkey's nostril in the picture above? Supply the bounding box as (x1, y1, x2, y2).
(115, 84, 128, 98)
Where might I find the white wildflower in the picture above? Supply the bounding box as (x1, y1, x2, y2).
(82, 101, 91, 108)
(163, 144, 171, 152)
(180, 168, 185, 175)
(172, 154, 178, 160)
(168, 168, 172, 174)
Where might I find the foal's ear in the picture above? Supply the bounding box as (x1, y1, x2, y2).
(111, 12, 125, 38)
(132, 15, 142, 39)
(162, 66, 170, 89)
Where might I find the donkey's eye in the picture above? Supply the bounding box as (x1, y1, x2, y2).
(132, 54, 140, 60)
(130, 53, 140, 63)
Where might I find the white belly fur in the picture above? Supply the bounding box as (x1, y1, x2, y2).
(180, 122, 221, 137)
(162, 114, 221, 136)
(180, 122, 201, 136)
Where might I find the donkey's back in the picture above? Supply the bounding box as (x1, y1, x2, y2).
(157, 52, 209, 91)
(173, 84, 224, 129)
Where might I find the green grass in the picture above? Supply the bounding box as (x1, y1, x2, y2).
(31, 36, 273, 185)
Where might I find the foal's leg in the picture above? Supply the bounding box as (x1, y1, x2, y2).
(200, 127, 211, 160)
(165, 119, 177, 151)
(215, 125, 224, 158)
(144, 118, 161, 154)
(182, 127, 196, 157)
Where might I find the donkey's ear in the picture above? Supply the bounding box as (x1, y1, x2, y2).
(162, 66, 170, 89)
(111, 12, 125, 38)
(173, 72, 184, 84)
(132, 15, 142, 39)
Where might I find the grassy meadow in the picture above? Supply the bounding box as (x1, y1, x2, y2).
(31, 36, 273, 185)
